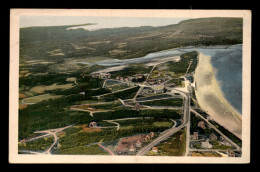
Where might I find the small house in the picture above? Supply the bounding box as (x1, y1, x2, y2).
(136, 140, 142, 147)
(152, 147, 158, 153)
(129, 144, 136, 152)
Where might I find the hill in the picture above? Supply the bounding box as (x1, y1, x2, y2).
(20, 17, 242, 61)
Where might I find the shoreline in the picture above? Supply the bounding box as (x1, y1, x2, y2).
(194, 52, 242, 139)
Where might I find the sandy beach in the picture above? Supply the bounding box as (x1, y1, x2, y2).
(194, 53, 242, 139)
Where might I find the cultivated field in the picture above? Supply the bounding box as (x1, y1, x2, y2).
(29, 83, 74, 94)
(22, 94, 63, 104)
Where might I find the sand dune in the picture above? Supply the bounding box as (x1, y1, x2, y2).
(194, 53, 242, 139)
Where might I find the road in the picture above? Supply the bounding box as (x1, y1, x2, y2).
(144, 106, 182, 110)
(190, 148, 230, 152)
(25, 133, 52, 142)
(93, 86, 139, 98)
(103, 117, 153, 130)
(190, 109, 241, 151)
(185, 61, 193, 75)
(18, 150, 46, 155)
(34, 125, 73, 154)
(97, 142, 115, 155)
(136, 118, 179, 156)
(133, 65, 156, 102)
(103, 120, 120, 130)
(136, 89, 190, 156)
(135, 96, 183, 103)
(70, 107, 114, 117)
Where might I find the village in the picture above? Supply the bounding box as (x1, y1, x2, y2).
(18, 47, 241, 158)
(189, 117, 239, 157)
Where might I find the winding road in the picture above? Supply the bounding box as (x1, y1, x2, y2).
(33, 125, 73, 154)
(136, 89, 190, 156)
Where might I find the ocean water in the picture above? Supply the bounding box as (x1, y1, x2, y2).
(179, 44, 242, 114)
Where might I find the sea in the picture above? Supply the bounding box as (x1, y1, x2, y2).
(179, 44, 242, 114)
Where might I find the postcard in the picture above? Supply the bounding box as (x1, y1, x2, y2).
(9, 9, 251, 163)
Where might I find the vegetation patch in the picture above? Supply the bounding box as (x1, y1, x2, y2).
(140, 98, 183, 106)
(167, 51, 198, 75)
(76, 124, 102, 133)
(152, 121, 173, 128)
(100, 86, 140, 101)
(191, 151, 222, 157)
(19, 104, 28, 110)
(22, 94, 63, 104)
(19, 93, 27, 99)
(110, 64, 151, 78)
(29, 83, 74, 94)
(57, 145, 110, 155)
(18, 136, 54, 151)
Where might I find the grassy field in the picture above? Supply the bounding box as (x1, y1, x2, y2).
(168, 78, 185, 87)
(22, 94, 63, 104)
(146, 129, 186, 156)
(74, 100, 108, 105)
(140, 98, 183, 106)
(106, 84, 129, 92)
(71, 101, 122, 111)
(152, 121, 173, 128)
(56, 145, 110, 155)
(74, 56, 113, 63)
(110, 64, 152, 78)
(167, 51, 198, 75)
(116, 118, 174, 130)
(29, 83, 74, 94)
(191, 151, 222, 157)
(100, 86, 140, 101)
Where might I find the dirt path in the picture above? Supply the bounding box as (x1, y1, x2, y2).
(97, 143, 115, 155)
(33, 125, 73, 154)
(70, 107, 114, 117)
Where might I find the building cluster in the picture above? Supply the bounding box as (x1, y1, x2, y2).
(132, 103, 140, 111)
(147, 78, 166, 85)
(116, 76, 132, 82)
(126, 132, 155, 153)
(226, 149, 236, 157)
(92, 73, 111, 79)
(115, 74, 146, 82)
(129, 139, 142, 152)
(145, 132, 155, 141)
(191, 128, 234, 150)
(153, 70, 174, 77)
(140, 86, 166, 95)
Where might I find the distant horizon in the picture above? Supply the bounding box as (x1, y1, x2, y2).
(20, 16, 189, 30)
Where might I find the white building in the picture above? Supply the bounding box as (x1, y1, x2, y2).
(201, 139, 213, 149)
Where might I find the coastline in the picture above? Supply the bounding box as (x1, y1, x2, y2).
(194, 52, 242, 139)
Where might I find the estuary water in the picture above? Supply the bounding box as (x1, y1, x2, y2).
(79, 44, 242, 114)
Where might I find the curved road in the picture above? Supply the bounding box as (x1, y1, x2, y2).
(136, 89, 190, 156)
(33, 125, 73, 154)
(98, 143, 115, 155)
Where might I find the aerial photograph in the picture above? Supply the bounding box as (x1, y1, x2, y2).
(18, 15, 243, 158)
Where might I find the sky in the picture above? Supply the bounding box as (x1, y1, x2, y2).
(20, 16, 188, 30)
